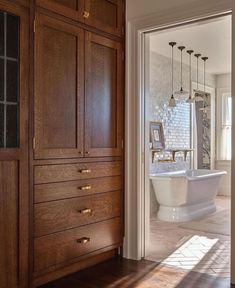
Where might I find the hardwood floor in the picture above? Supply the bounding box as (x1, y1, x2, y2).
(40, 257, 233, 288)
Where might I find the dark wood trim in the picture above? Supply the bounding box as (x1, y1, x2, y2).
(13, 0, 30, 8)
(0, 149, 20, 160)
(33, 249, 117, 287)
(32, 156, 123, 165)
(29, 0, 36, 286)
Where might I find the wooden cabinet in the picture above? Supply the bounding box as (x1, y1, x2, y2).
(34, 15, 123, 159)
(32, 5, 124, 282)
(36, 0, 124, 36)
(85, 32, 123, 157)
(34, 14, 84, 159)
(0, 0, 124, 286)
(0, 2, 29, 288)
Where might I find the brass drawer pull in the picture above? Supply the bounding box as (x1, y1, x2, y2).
(77, 237, 90, 244)
(83, 11, 90, 19)
(78, 208, 92, 214)
(79, 169, 91, 174)
(79, 185, 92, 191)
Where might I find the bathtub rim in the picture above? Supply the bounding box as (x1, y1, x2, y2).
(149, 169, 227, 181)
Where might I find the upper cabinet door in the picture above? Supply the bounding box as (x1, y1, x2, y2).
(36, 0, 84, 23)
(85, 32, 123, 157)
(84, 0, 123, 36)
(34, 14, 84, 159)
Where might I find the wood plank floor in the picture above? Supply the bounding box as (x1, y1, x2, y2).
(40, 257, 234, 288)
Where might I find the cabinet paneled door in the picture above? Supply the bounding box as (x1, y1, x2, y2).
(84, 0, 123, 36)
(85, 32, 123, 157)
(34, 14, 84, 159)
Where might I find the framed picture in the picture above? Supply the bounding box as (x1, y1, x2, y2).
(150, 121, 165, 150)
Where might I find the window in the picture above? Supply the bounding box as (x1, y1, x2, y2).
(217, 91, 232, 160)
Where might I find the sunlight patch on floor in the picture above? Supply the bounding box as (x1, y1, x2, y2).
(162, 235, 218, 270)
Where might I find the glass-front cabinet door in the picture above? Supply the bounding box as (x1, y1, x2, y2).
(0, 11, 19, 148)
(0, 4, 29, 288)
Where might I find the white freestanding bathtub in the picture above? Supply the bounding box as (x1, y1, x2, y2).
(150, 169, 226, 222)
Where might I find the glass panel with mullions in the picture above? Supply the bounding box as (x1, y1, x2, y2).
(7, 60, 18, 102)
(7, 14, 19, 59)
(0, 11, 19, 148)
(6, 104, 18, 147)
(0, 59, 4, 101)
(0, 104, 4, 147)
(0, 12, 4, 56)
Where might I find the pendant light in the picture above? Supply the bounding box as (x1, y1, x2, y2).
(194, 53, 204, 102)
(175, 46, 189, 96)
(199, 56, 210, 113)
(186, 50, 194, 103)
(169, 42, 176, 107)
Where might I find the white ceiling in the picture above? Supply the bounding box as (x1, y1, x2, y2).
(150, 15, 231, 75)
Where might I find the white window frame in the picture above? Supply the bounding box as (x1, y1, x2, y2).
(216, 87, 232, 160)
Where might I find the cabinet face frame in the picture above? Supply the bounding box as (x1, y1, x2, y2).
(0, 1, 29, 287)
(34, 13, 85, 159)
(84, 0, 123, 37)
(85, 32, 123, 157)
(36, 0, 84, 23)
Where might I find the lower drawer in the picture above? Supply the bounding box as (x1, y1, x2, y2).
(34, 217, 122, 273)
(34, 161, 122, 184)
(34, 176, 122, 203)
(34, 190, 121, 237)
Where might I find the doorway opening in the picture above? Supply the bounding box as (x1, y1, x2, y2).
(143, 14, 231, 281)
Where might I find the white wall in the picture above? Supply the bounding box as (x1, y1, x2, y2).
(216, 73, 231, 196)
(126, 0, 199, 20)
(216, 73, 231, 88)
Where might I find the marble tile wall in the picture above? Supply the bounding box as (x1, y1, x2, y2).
(148, 51, 216, 173)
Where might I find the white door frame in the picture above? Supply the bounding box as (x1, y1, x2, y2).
(124, 0, 235, 283)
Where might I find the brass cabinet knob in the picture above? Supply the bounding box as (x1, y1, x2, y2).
(77, 237, 90, 244)
(79, 169, 91, 174)
(83, 11, 90, 19)
(85, 151, 90, 155)
(79, 185, 91, 190)
(78, 208, 92, 214)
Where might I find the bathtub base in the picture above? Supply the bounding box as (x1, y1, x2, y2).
(158, 200, 216, 222)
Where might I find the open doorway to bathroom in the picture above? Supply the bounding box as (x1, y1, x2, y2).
(144, 14, 231, 281)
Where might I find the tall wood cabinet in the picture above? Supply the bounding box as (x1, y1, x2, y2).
(32, 1, 125, 287)
(0, 0, 125, 287)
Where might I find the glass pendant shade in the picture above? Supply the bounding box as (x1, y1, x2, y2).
(169, 94, 176, 107)
(168, 42, 177, 107)
(194, 91, 204, 102)
(201, 56, 211, 111)
(186, 50, 194, 103)
(194, 53, 204, 102)
(175, 46, 189, 96)
(186, 95, 194, 103)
